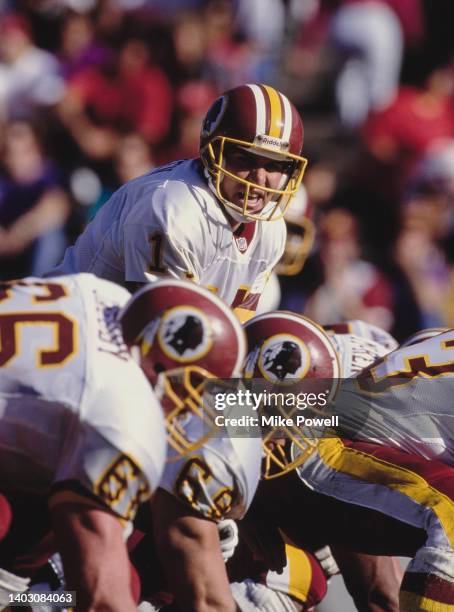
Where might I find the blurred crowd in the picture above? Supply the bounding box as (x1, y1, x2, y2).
(0, 0, 454, 341)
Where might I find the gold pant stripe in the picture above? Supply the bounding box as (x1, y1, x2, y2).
(317, 438, 454, 546)
(400, 590, 454, 611)
(285, 543, 312, 602)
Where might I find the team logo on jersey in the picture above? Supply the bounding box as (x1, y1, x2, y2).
(235, 236, 248, 252)
(258, 333, 310, 384)
(158, 306, 213, 363)
(201, 95, 227, 138)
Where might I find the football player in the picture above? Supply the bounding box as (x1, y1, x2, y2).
(324, 319, 399, 354)
(244, 311, 454, 611)
(0, 274, 168, 611)
(13, 278, 261, 612)
(119, 278, 262, 611)
(275, 184, 315, 279)
(0, 275, 261, 610)
(256, 184, 314, 314)
(49, 84, 308, 322)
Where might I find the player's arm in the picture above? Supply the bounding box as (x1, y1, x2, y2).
(331, 546, 402, 612)
(50, 500, 136, 611)
(152, 488, 237, 612)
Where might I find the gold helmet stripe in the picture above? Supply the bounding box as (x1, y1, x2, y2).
(262, 84, 284, 139)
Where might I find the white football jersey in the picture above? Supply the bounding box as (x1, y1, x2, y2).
(160, 414, 262, 521)
(0, 274, 166, 522)
(300, 330, 454, 464)
(332, 332, 391, 377)
(51, 160, 286, 320)
(292, 332, 454, 583)
(326, 319, 398, 352)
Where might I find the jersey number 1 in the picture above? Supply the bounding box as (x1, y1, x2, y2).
(148, 232, 167, 274)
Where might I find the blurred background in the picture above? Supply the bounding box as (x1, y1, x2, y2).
(0, 0, 454, 344)
(0, 1, 451, 609)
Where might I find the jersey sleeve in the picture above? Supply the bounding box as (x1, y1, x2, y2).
(159, 447, 239, 522)
(49, 423, 152, 523)
(50, 365, 167, 523)
(159, 449, 238, 521)
(122, 189, 203, 285)
(332, 333, 390, 377)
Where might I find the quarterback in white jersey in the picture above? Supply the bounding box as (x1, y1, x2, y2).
(51, 83, 308, 322)
(0, 274, 167, 611)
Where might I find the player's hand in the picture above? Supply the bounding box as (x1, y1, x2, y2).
(0, 568, 30, 609)
(314, 545, 340, 580)
(218, 519, 239, 562)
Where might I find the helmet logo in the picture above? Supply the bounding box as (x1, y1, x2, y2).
(255, 134, 289, 151)
(201, 95, 227, 138)
(158, 306, 212, 362)
(258, 333, 310, 383)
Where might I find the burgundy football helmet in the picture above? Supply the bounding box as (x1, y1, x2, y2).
(119, 279, 246, 456)
(200, 83, 308, 222)
(244, 311, 340, 478)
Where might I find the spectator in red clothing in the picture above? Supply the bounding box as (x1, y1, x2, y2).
(303, 208, 394, 331)
(58, 36, 173, 161)
(164, 80, 218, 161)
(362, 62, 454, 197)
(202, 0, 258, 90)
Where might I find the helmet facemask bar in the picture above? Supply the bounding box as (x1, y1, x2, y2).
(276, 217, 315, 276)
(202, 135, 308, 221)
(260, 392, 326, 480)
(262, 433, 319, 480)
(156, 365, 219, 458)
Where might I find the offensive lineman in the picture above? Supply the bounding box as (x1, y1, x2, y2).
(129, 315, 401, 612)
(245, 312, 454, 610)
(3, 278, 262, 612)
(0, 274, 167, 611)
(49, 83, 308, 322)
(120, 280, 262, 611)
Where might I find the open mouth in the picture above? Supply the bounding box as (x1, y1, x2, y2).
(235, 190, 266, 211)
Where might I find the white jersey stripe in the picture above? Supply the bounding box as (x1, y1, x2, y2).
(247, 84, 266, 135)
(281, 93, 292, 143)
